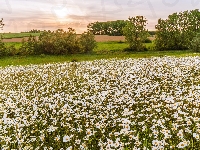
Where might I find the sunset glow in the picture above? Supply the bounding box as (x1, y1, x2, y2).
(0, 0, 200, 33)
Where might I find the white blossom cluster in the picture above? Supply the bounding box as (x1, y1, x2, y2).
(0, 56, 200, 149)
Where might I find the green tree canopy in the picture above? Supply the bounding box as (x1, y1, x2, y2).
(123, 16, 148, 51)
(155, 9, 200, 50)
(87, 20, 128, 36)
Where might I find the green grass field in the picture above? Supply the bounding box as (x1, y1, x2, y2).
(0, 49, 199, 67)
(0, 32, 40, 39)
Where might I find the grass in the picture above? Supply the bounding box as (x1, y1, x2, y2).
(0, 41, 199, 67)
(95, 41, 154, 52)
(94, 41, 129, 52)
(4, 42, 22, 49)
(0, 32, 40, 39)
(0, 50, 199, 67)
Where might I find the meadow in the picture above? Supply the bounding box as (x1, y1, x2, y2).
(0, 39, 199, 67)
(1, 33, 200, 149)
(0, 56, 200, 149)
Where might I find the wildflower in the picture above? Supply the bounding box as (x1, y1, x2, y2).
(86, 128, 93, 137)
(47, 125, 58, 132)
(193, 133, 200, 140)
(177, 140, 189, 149)
(54, 135, 60, 141)
(177, 130, 184, 139)
(66, 146, 72, 150)
(186, 120, 192, 126)
(75, 139, 81, 145)
(63, 135, 71, 142)
(152, 140, 159, 146)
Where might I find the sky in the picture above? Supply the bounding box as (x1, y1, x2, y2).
(0, 0, 200, 33)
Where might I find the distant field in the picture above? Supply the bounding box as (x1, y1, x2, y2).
(0, 32, 40, 39)
(1, 33, 155, 42)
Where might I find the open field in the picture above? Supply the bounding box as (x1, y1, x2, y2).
(0, 56, 200, 149)
(1, 33, 200, 149)
(2, 35, 126, 43)
(0, 33, 40, 39)
(1, 34, 155, 42)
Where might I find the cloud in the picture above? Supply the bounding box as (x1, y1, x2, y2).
(1, 0, 200, 33)
(0, 0, 12, 14)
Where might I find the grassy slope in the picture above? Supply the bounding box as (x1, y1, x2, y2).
(0, 41, 199, 67)
(0, 50, 199, 67)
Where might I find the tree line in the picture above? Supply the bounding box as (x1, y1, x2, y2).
(88, 9, 200, 51)
(0, 9, 200, 54)
(87, 20, 156, 36)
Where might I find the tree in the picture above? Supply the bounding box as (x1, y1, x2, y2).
(190, 33, 200, 52)
(87, 20, 128, 36)
(123, 16, 148, 51)
(0, 18, 4, 29)
(155, 9, 200, 50)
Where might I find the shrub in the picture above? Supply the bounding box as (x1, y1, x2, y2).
(19, 35, 37, 55)
(36, 28, 80, 55)
(0, 36, 6, 56)
(5, 45, 17, 56)
(0, 36, 18, 56)
(78, 31, 97, 53)
(190, 33, 200, 52)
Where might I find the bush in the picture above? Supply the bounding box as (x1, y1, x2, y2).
(36, 28, 80, 55)
(78, 31, 97, 53)
(35, 28, 96, 55)
(19, 35, 37, 55)
(190, 33, 200, 52)
(0, 36, 6, 56)
(0, 28, 97, 57)
(0, 36, 18, 56)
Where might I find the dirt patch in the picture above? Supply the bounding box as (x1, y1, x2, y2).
(94, 35, 125, 42)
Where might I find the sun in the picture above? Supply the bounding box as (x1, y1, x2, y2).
(54, 7, 68, 19)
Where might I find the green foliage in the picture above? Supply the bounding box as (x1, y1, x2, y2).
(0, 36, 6, 56)
(19, 35, 37, 55)
(35, 28, 80, 55)
(78, 31, 97, 53)
(143, 38, 152, 43)
(87, 20, 128, 36)
(0, 18, 4, 29)
(190, 33, 200, 52)
(155, 9, 200, 50)
(19, 28, 96, 55)
(123, 16, 149, 51)
(0, 36, 18, 56)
